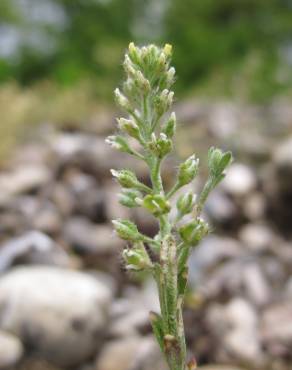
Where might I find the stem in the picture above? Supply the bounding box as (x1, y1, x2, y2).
(166, 181, 182, 199)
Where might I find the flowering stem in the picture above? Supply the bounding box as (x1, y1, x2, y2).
(108, 43, 233, 370)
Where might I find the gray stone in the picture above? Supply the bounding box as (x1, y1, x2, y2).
(205, 189, 237, 223)
(207, 298, 262, 364)
(242, 263, 271, 306)
(239, 223, 274, 252)
(243, 192, 266, 221)
(63, 217, 122, 255)
(109, 280, 159, 338)
(0, 231, 69, 272)
(0, 331, 23, 368)
(188, 236, 242, 286)
(0, 165, 50, 204)
(95, 336, 167, 370)
(261, 300, 292, 352)
(0, 266, 113, 366)
(221, 164, 256, 197)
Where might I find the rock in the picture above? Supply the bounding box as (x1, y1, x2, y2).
(32, 202, 63, 235)
(241, 263, 271, 306)
(63, 217, 122, 255)
(50, 133, 145, 177)
(205, 189, 237, 224)
(221, 164, 256, 197)
(188, 236, 242, 286)
(208, 103, 240, 140)
(243, 192, 266, 221)
(109, 279, 159, 337)
(95, 336, 167, 370)
(261, 300, 292, 355)
(239, 223, 274, 252)
(14, 358, 63, 370)
(0, 165, 50, 204)
(51, 183, 75, 217)
(63, 170, 106, 222)
(0, 266, 113, 366)
(0, 231, 69, 272)
(207, 298, 262, 364)
(0, 331, 23, 368)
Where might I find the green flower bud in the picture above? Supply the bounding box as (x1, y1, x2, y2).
(123, 55, 136, 77)
(112, 219, 142, 241)
(162, 112, 176, 138)
(158, 52, 167, 71)
(117, 118, 140, 139)
(163, 44, 173, 58)
(114, 88, 131, 112)
(128, 42, 141, 65)
(208, 147, 233, 178)
(105, 135, 133, 154)
(176, 192, 195, 216)
(135, 70, 151, 92)
(179, 218, 209, 245)
(123, 242, 153, 271)
(142, 194, 171, 216)
(111, 169, 139, 188)
(119, 189, 142, 208)
(178, 154, 199, 186)
(148, 133, 172, 158)
(154, 89, 174, 116)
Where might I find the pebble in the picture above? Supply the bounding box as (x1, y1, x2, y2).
(0, 266, 113, 367)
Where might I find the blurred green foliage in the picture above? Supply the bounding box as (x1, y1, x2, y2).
(0, 0, 292, 101)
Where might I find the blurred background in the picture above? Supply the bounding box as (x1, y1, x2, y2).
(0, 1, 292, 370)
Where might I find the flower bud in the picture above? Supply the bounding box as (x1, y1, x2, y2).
(208, 147, 233, 178)
(142, 194, 171, 216)
(158, 52, 167, 70)
(114, 88, 131, 111)
(117, 118, 140, 139)
(123, 242, 153, 271)
(166, 67, 175, 86)
(123, 55, 136, 77)
(112, 219, 142, 241)
(155, 89, 174, 116)
(135, 70, 151, 92)
(128, 42, 141, 65)
(178, 154, 199, 185)
(162, 112, 176, 138)
(105, 135, 133, 154)
(179, 218, 209, 245)
(111, 169, 139, 188)
(119, 189, 142, 208)
(163, 44, 173, 58)
(176, 192, 195, 215)
(148, 133, 172, 158)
